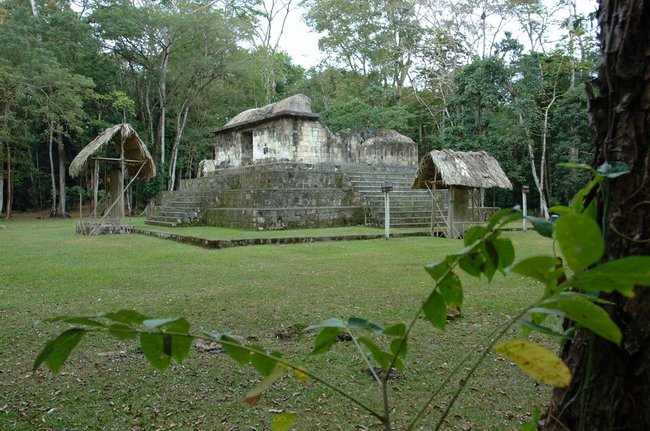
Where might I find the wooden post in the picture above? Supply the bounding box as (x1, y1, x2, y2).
(92, 159, 99, 218)
(447, 186, 456, 238)
(384, 191, 390, 239)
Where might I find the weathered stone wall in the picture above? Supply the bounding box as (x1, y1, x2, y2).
(213, 119, 417, 169)
(189, 162, 366, 230)
(214, 131, 241, 167)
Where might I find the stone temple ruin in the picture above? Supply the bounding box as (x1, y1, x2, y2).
(146, 94, 508, 234)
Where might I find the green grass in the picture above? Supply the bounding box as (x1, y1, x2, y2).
(1, 217, 553, 430)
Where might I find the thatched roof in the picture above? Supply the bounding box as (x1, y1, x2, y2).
(215, 94, 319, 133)
(413, 149, 512, 189)
(69, 124, 156, 180)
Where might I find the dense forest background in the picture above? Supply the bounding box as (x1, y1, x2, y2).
(0, 0, 597, 217)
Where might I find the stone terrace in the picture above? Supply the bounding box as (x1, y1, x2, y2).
(146, 162, 445, 230)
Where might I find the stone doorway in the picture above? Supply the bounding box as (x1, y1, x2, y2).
(241, 131, 253, 165)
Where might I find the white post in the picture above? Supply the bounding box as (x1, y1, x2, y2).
(384, 191, 390, 240)
(522, 189, 528, 232)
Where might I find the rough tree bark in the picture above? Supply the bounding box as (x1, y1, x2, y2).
(543, 0, 650, 430)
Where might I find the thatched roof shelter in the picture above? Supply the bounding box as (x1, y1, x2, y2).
(214, 94, 319, 133)
(413, 149, 512, 190)
(69, 123, 156, 180)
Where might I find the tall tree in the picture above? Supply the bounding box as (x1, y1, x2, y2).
(303, 0, 423, 104)
(544, 0, 650, 429)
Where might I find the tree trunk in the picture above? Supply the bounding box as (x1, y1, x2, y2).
(4, 140, 10, 219)
(168, 101, 190, 191)
(0, 104, 6, 216)
(0, 140, 4, 216)
(48, 122, 57, 216)
(57, 132, 66, 217)
(157, 44, 171, 166)
(543, 0, 650, 430)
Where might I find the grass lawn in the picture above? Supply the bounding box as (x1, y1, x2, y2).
(1, 216, 554, 430)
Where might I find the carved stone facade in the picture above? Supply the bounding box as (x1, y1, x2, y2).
(208, 94, 417, 173)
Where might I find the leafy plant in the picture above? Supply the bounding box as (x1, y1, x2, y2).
(33, 163, 650, 430)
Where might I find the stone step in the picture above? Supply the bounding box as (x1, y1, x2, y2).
(144, 219, 179, 227)
(204, 205, 364, 230)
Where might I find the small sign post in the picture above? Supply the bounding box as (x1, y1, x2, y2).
(382, 182, 393, 239)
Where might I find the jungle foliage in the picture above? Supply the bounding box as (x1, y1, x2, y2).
(0, 0, 597, 216)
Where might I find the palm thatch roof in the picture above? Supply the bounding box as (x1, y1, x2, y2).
(69, 123, 156, 180)
(413, 149, 512, 190)
(215, 94, 319, 133)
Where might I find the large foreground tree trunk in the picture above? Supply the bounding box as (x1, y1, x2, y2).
(543, 0, 650, 430)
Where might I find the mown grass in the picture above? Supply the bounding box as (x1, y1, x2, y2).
(1, 216, 552, 430)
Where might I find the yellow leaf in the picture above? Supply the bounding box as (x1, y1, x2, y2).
(271, 413, 297, 431)
(292, 365, 309, 382)
(494, 339, 571, 388)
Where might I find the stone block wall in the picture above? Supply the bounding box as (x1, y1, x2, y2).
(213, 118, 417, 169)
(194, 162, 365, 230)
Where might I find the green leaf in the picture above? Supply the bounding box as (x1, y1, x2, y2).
(272, 413, 297, 431)
(458, 252, 484, 278)
(494, 339, 571, 387)
(108, 323, 137, 340)
(464, 225, 487, 246)
(304, 318, 347, 331)
(509, 256, 564, 286)
(548, 205, 573, 216)
(33, 328, 86, 373)
(311, 327, 342, 355)
(221, 335, 251, 365)
(423, 291, 446, 330)
(571, 177, 602, 213)
(143, 318, 181, 330)
(517, 319, 564, 338)
(245, 363, 287, 402)
(425, 260, 449, 282)
(479, 242, 498, 281)
(584, 200, 598, 220)
(170, 335, 191, 363)
(347, 317, 384, 334)
(492, 238, 515, 271)
(555, 214, 604, 272)
(438, 272, 463, 309)
(358, 336, 392, 369)
(570, 256, 650, 297)
(390, 337, 408, 359)
(383, 323, 406, 337)
(520, 408, 542, 431)
(541, 294, 622, 344)
(558, 162, 594, 172)
(486, 207, 521, 229)
(103, 310, 148, 325)
(47, 316, 105, 327)
(596, 161, 630, 178)
(527, 216, 554, 238)
(251, 349, 281, 376)
(139, 333, 171, 372)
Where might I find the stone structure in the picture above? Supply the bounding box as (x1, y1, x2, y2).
(210, 94, 417, 170)
(146, 95, 436, 231)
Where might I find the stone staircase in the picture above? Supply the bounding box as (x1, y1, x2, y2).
(341, 164, 446, 228)
(146, 162, 447, 230)
(146, 163, 365, 229)
(145, 176, 227, 227)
